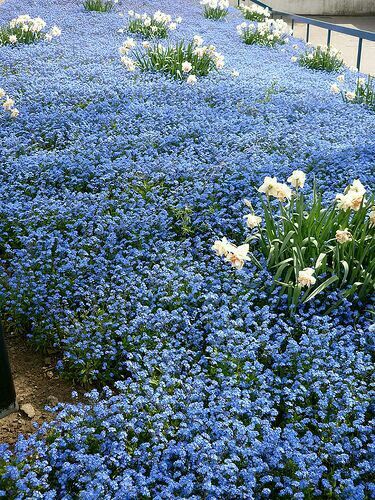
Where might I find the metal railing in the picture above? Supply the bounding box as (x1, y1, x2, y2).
(237, 0, 375, 72)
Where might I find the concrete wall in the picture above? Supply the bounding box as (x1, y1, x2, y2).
(236, 0, 375, 15)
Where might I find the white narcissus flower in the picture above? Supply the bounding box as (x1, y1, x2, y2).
(186, 75, 197, 85)
(193, 47, 205, 58)
(287, 170, 306, 189)
(215, 58, 225, 70)
(182, 61, 193, 73)
(349, 179, 366, 195)
(50, 26, 61, 37)
(10, 108, 19, 118)
(142, 41, 150, 49)
(2, 97, 15, 110)
(121, 56, 136, 71)
(126, 37, 136, 48)
(335, 229, 353, 244)
(45, 33, 53, 42)
(169, 23, 177, 30)
(258, 177, 292, 201)
(226, 243, 251, 270)
(119, 45, 129, 55)
(336, 179, 366, 212)
(369, 210, 375, 227)
(335, 193, 356, 211)
(258, 176, 278, 196)
(345, 91, 356, 101)
(274, 183, 292, 202)
(175, 17, 182, 24)
(9, 35, 17, 44)
(0, 88, 5, 98)
(212, 237, 232, 257)
(357, 77, 366, 86)
(298, 268, 316, 288)
(193, 35, 203, 46)
(291, 56, 297, 63)
(244, 214, 262, 229)
(331, 83, 340, 94)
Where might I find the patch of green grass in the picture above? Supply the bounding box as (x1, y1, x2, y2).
(83, 0, 117, 13)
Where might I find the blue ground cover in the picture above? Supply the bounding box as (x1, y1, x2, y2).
(0, 0, 374, 497)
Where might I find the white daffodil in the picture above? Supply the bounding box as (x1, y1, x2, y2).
(193, 35, 204, 46)
(225, 243, 251, 270)
(335, 229, 353, 244)
(287, 170, 306, 189)
(2, 97, 15, 110)
(10, 108, 19, 118)
(212, 237, 233, 257)
(258, 176, 278, 196)
(50, 26, 61, 37)
(182, 61, 193, 73)
(186, 75, 197, 85)
(274, 183, 292, 202)
(244, 214, 262, 229)
(345, 91, 356, 101)
(298, 268, 316, 287)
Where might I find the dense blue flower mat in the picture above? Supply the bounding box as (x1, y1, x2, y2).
(0, 0, 374, 497)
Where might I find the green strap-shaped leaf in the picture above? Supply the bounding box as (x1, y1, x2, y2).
(303, 275, 339, 303)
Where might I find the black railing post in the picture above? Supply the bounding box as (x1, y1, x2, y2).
(0, 323, 17, 419)
(357, 38, 363, 71)
(327, 29, 331, 47)
(306, 24, 310, 43)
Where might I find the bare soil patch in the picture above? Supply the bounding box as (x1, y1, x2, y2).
(0, 331, 84, 445)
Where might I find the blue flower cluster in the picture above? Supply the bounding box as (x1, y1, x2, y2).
(0, 0, 374, 497)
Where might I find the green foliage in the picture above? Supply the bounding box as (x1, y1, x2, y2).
(131, 40, 222, 81)
(167, 205, 195, 238)
(0, 26, 42, 46)
(343, 75, 375, 110)
(128, 18, 169, 39)
(203, 6, 228, 20)
(246, 178, 374, 310)
(237, 20, 290, 47)
(83, 0, 116, 13)
(298, 45, 344, 72)
(240, 6, 270, 21)
(0, 15, 49, 46)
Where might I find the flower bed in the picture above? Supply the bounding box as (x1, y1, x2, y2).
(0, 0, 374, 497)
